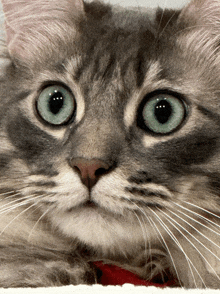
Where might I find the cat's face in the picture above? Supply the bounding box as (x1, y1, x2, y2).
(1, 0, 220, 286)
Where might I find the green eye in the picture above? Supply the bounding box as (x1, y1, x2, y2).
(140, 94, 186, 134)
(36, 85, 75, 125)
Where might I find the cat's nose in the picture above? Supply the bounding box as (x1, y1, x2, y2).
(70, 158, 110, 189)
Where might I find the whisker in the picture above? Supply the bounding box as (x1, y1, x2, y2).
(139, 213, 151, 259)
(149, 209, 200, 287)
(170, 207, 220, 238)
(0, 192, 22, 203)
(131, 209, 148, 254)
(166, 208, 220, 262)
(183, 201, 220, 220)
(27, 206, 51, 242)
(174, 202, 220, 231)
(159, 209, 220, 283)
(0, 175, 26, 180)
(128, 199, 164, 249)
(0, 200, 34, 216)
(140, 212, 153, 278)
(127, 199, 162, 278)
(0, 201, 41, 236)
(0, 193, 47, 216)
(0, 193, 42, 213)
(147, 213, 183, 287)
(0, 191, 18, 197)
(0, 192, 30, 208)
(0, 192, 53, 236)
(157, 209, 206, 287)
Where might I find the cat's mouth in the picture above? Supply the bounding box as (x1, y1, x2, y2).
(83, 200, 97, 208)
(66, 200, 99, 213)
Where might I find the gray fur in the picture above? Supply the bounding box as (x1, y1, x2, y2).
(0, 0, 220, 288)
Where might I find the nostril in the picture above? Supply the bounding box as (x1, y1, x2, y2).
(95, 167, 108, 177)
(73, 165, 81, 174)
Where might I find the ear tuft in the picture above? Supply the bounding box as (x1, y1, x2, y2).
(1, 0, 85, 57)
(179, 0, 220, 31)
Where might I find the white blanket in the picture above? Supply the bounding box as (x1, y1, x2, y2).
(0, 285, 219, 294)
(1, 285, 220, 294)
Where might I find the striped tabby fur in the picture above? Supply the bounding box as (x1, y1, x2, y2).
(0, 0, 220, 288)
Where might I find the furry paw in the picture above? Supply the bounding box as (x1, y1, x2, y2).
(0, 247, 97, 287)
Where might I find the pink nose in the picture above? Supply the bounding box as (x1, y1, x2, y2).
(70, 158, 110, 189)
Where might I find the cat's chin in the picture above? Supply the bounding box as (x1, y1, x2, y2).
(49, 204, 147, 255)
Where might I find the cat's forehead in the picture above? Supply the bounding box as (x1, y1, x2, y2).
(55, 10, 168, 98)
(15, 2, 220, 114)
(57, 8, 192, 97)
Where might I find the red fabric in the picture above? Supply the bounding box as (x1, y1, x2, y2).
(93, 261, 175, 287)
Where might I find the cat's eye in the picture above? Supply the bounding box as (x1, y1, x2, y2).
(36, 85, 75, 125)
(138, 93, 187, 134)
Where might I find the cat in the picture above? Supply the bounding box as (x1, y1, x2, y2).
(0, 0, 220, 288)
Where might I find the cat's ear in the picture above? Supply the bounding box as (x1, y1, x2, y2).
(179, 0, 220, 31)
(1, 0, 84, 58)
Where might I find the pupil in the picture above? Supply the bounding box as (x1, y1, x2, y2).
(154, 99, 172, 124)
(49, 91, 64, 115)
